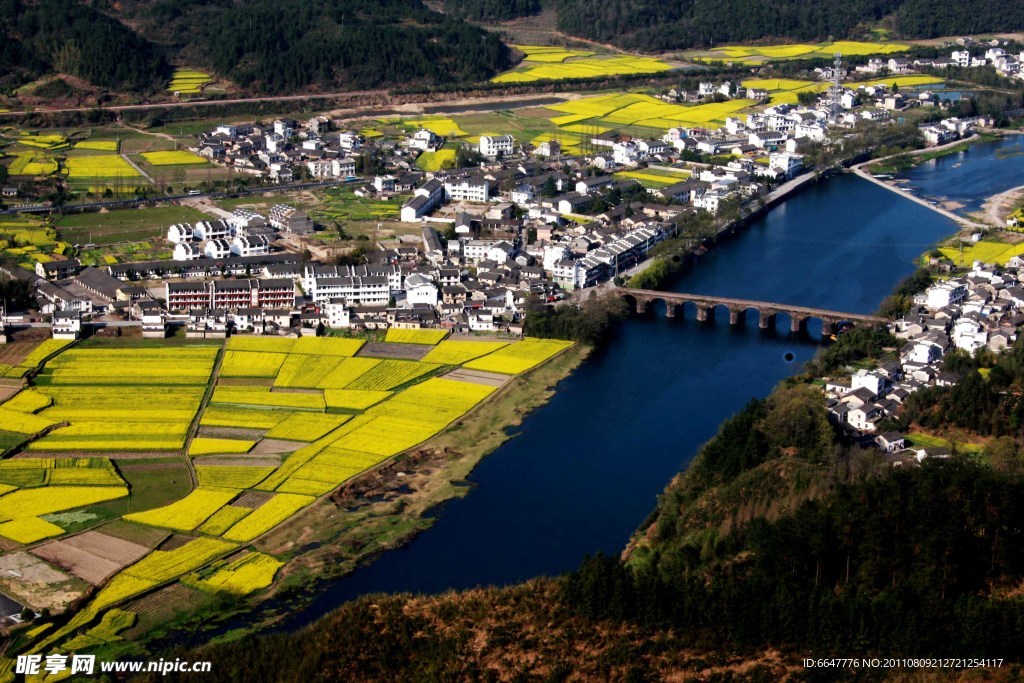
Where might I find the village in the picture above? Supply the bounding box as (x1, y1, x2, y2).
(1, 51, 999, 348)
(825, 258, 1024, 464)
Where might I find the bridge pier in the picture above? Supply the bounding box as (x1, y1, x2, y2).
(790, 315, 808, 334)
(696, 305, 713, 323)
(821, 318, 838, 340)
(759, 312, 776, 330)
(635, 298, 649, 315)
(729, 308, 746, 325)
(665, 303, 677, 318)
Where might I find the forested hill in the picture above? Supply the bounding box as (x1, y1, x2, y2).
(555, 0, 1024, 51)
(0, 0, 169, 92)
(1, 0, 511, 94)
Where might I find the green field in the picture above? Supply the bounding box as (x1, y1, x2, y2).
(55, 205, 210, 246)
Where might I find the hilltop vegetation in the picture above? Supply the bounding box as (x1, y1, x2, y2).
(555, 0, 1024, 51)
(0, 0, 168, 92)
(443, 0, 542, 21)
(1, 0, 511, 94)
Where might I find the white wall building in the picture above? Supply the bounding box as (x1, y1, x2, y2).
(479, 135, 514, 158)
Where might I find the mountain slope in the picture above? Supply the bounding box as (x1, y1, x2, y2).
(554, 0, 1024, 51)
(1, 0, 511, 95)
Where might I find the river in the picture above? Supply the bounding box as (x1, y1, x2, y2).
(269, 172, 959, 631)
(898, 136, 1024, 216)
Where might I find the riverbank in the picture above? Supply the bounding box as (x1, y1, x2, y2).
(850, 133, 997, 231)
(138, 344, 592, 651)
(982, 183, 1024, 226)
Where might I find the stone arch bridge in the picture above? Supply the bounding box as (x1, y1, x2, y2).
(618, 288, 889, 338)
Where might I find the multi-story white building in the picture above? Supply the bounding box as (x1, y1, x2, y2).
(462, 239, 514, 264)
(404, 273, 438, 306)
(444, 176, 490, 203)
(308, 275, 390, 306)
(479, 134, 514, 158)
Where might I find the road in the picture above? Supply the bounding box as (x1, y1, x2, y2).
(983, 183, 1024, 226)
(0, 89, 389, 116)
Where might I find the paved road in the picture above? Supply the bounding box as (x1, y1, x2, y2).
(0, 89, 388, 116)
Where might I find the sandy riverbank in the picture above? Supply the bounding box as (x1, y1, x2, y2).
(981, 184, 1024, 226)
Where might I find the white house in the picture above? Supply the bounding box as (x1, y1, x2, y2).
(193, 220, 230, 241)
(231, 235, 271, 257)
(463, 239, 514, 264)
(409, 129, 440, 152)
(173, 243, 202, 261)
(404, 273, 438, 306)
(203, 238, 232, 259)
(769, 152, 804, 178)
(924, 281, 968, 310)
(166, 223, 194, 244)
(444, 176, 490, 203)
(479, 135, 514, 159)
(324, 299, 351, 328)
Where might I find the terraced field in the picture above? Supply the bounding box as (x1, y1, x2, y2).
(3, 334, 573, 660)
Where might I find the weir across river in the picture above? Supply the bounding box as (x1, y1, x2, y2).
(618, 287, 889, 337)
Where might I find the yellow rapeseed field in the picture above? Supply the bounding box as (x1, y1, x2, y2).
(219, 350, 288, 378)
(196, 466, 275, 489)
(0, 486, 128, 522)
(124, 488, 237, 531)
(65, 155, 140, 179)
(383, 328, 448, 345)
(193, 552, 283, 594)
(140, 150, 206, 166)
(463, 339, 574, 375)
(264, 413, 351, 441)
(189, 438, 256, 456)
(0, 516, 65, 544)
(222, 493, 314, 542)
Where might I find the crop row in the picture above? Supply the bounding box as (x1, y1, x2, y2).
(264, 413, 351, 441)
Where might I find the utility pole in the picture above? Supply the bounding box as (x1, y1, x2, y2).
(829, 53, 844, 122)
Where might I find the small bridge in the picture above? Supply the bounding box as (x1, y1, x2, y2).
(618, 288, 889, 338)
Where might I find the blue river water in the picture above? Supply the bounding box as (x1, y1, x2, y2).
(899, 136, 1024, 215)
(275, 172, 962, 631)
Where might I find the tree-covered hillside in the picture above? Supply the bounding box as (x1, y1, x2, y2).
(0, 0, 169, 92)
(1, 0, 511, 94)
(444, 0, 542, 22)
(555, 0, 1024, 51)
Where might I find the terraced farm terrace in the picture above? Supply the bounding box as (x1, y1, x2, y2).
(0, 333, 572, 667)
